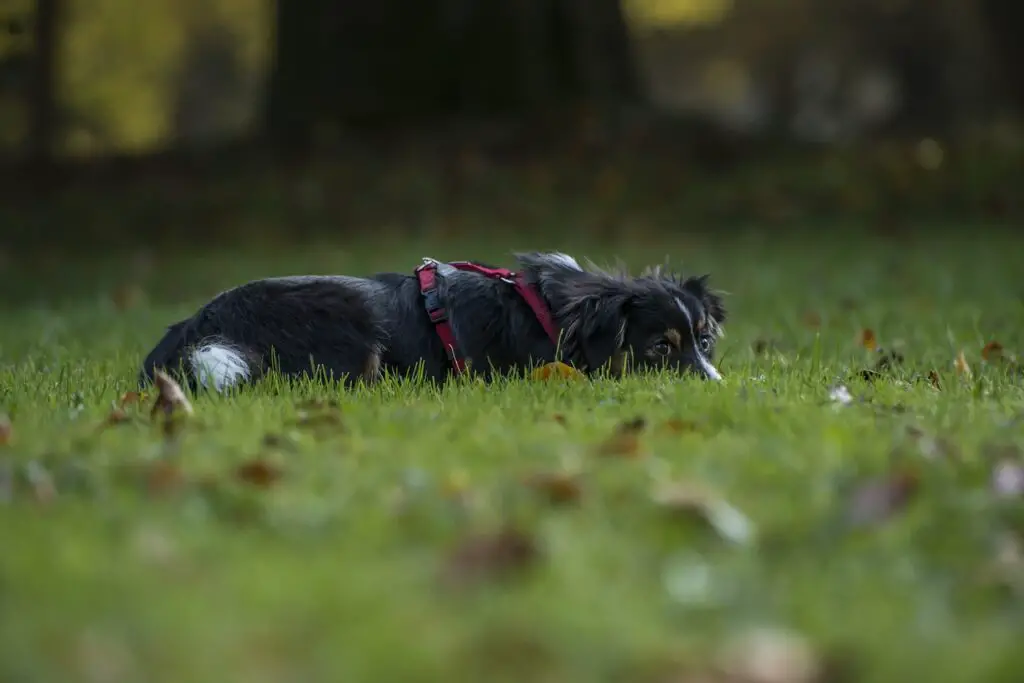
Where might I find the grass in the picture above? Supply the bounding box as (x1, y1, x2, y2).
(2, 228, 1024, 683)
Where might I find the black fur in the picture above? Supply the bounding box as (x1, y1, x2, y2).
(139, 252, 727, 390)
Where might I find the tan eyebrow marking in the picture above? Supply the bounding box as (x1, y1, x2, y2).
(665, 329, 682, 348)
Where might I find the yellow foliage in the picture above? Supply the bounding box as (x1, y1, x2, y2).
(625, 0, 734, 30)
(56, 0, 271, 156)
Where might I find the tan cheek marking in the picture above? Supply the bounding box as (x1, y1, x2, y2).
(664, 329, 682, 348)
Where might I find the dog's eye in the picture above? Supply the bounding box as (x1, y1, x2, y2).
(698, 335, 713, 354)
(652, 340, 672, 356)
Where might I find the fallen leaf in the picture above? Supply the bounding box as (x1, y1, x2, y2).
(523, 471, 582, 505)
(235, 459, 284, 489)
(0, 413, 11, 446)
(594, 417, 647, 458)
(150, 370, 194, 419)
(858, 328, 878, 351)
(802, 311, 822, 329)
(992, 459, 1024, 498)
(844, 471, 919, 528)
(551, 413, 567, 427)
(443, 527, 540, 586)
(531, 362, 585, 381)
(146, 461, 185, 496)
(119, 391, 147, 407)
(716, 626, 822, 683)
(102, 408, 132, 427)
(928, 370, 942, 389)
(661, 418, 701, 434)
(652, 482, 756, 545)
(982, 341, 1004, 361)
(954, 350, 972, 377)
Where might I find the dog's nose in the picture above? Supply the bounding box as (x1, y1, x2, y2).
(696, 355, 722, 381)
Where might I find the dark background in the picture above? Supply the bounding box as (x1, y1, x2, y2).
(0, 0, 1021, 253)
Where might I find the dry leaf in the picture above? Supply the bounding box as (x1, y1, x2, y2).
(652, 482, 756, 545)
(858, 328, 878, 351)
(150, 370, 193, 418)
(954, 351, 972, 377)
(0, 413, 11, 446)
(103, 408, 132, 427)
(594, 417, 647, 458)
(235, 459, 284, 489)
(119, 391, 147, 407)
(982, 341, 1004, 361)
(845, 471, 919, 528)
(551, 414, 567, 427)
(802, 311, 822, 329)
(443, 527, 540, 586)
(523, 472, 582, 505)
(661, 418, 700, 434)
(928, 370, 942, 389)
(992, 459, 1024, 498)
(146, 461, 185, 496)
(531, 362, 585, 381)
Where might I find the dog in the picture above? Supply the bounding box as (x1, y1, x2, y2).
(138, 251, 727, 391)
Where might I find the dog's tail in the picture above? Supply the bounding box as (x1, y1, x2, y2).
(139, 320, 255, 393)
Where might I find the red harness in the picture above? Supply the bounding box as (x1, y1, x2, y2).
(414, 258, 560, 374)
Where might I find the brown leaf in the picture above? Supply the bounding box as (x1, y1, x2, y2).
(235, 459, 284, 489)
(150, 370, 194, 419)
(146, 461, 185, 496)
(661, 418, 700, 434)
(443, 527, 540, 586)
(992, 459, 1024, 498)
(594, 417, 647, 458)
(927, 370, 942, 390)
(551, 413, 567, 427)
(954, 350, 972, 377)
(523, 471, 582, 505)
(802, 311, 821, 329)
(103, 408, 132, 427)
(858, 328, 878, 351)
(531, 362, 585, 381)
(119, 391, 147, 407)
(845, 471, 919, 528)
(0, 413, 11, 446)
(982, 341, 1005, 361)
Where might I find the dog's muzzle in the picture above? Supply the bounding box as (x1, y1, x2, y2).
(695, 354, 723, 381)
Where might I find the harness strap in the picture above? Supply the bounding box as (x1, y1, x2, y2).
(415, 258, 560, 375)
(416, 262, 467, 374)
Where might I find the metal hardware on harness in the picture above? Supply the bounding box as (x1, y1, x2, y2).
(415, 258, 561, 376)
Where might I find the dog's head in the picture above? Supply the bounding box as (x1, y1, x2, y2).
(516, 252, 727, 380)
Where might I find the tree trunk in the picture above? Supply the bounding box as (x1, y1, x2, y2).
(977, 0, 1024, 111)
(27, 0, 60, 174)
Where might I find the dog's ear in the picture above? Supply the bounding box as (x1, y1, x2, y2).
(556, 281, 633, 372)
(683, 274, 727, 330)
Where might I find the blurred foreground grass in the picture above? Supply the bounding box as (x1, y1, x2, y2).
(2, 231, 1024, 683)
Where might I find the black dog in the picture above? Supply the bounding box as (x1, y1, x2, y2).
(139, 252, 726, 391)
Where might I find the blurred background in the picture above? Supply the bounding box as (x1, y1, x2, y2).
(0, 0, 1021, 255)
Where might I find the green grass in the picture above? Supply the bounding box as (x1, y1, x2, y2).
(2, 229, 1024, 683)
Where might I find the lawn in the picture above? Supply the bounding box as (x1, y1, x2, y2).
(2, 228, 1024, 683)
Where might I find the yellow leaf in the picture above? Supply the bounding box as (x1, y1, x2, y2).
(531, 362, 585, 381)
(859, 328, 878, 351)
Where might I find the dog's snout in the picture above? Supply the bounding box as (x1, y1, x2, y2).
(694, 354, 723, 381)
